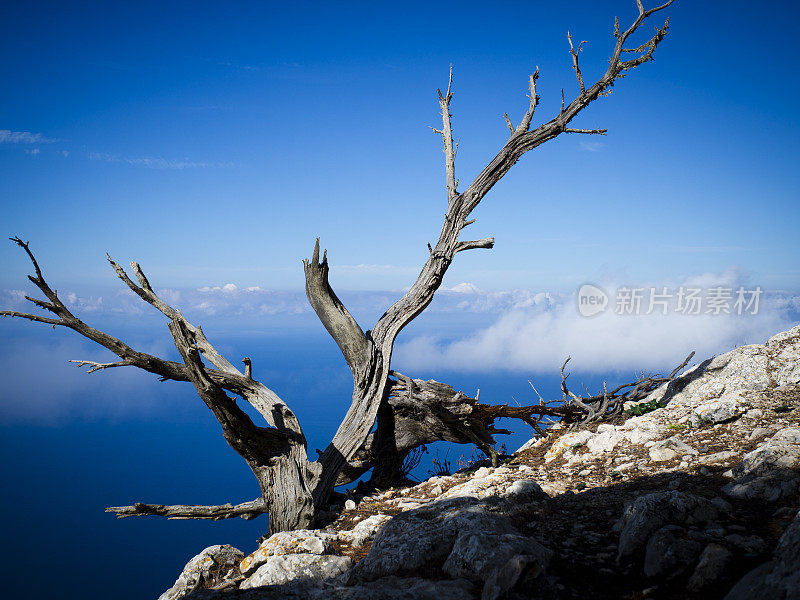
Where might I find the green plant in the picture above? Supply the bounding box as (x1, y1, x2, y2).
(624, 397, 668, 417)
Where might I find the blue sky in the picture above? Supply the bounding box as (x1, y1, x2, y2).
(2, 0, 799, 294)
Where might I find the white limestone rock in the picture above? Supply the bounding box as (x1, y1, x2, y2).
(339, 514, 393, 548)
(543, 431, 593, 463)
(696, 451, 739, 466)
(648, 436, 698, 462)
(621, 418, 668, 445)
(587, 425, 624, 454)
(442, 530, 551, 582)
(346, 498, 520, 582)
(695, 394, 745, 424)
(504, 479, 546, 499)
(158, 544, 244, 600)
(240, 529, 333, 576)
(721, 427, 800, 502)
(240, 554, 353, 588)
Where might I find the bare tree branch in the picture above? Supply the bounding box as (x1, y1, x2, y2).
(70, 359, 133, 374)
(517, 67, 540, 133)
(168, 318, 291, 463)
(303, 238, 371, 379)
(434, 64, 457, 202)
(106, 498, 266, 521)
(564, 127, 608, 135)
(372, 1, 673, 357)
(107, 255, 240, 375)
(567, 32, 587, 94)
(0, 310, 63, 325)
(455, 238, 495, 253)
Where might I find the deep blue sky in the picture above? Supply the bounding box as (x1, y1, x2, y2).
(1, 2, 799, 598)
(2, 0, 799, 292)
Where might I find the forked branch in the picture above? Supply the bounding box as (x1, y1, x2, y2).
(303, 238, 371, 380)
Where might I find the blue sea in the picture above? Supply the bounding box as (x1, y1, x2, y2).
(0, 315, 618, 600)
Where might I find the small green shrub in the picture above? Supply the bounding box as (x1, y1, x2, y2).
(624, 397, 668, 417)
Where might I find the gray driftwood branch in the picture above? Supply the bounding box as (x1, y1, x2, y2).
(107, 499, 266, 521)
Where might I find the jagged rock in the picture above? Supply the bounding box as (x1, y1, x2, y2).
(480, 554, 544, 600)
(240, 554, 353, 588)
(442, 530, 551, 582)
(504, 478, 546, 499)
(166, 326, 800, 600)
(544, 431, 593, 462)
(442, 469, 529, 500)
(338, 514, 392, 548)
(697, 451, 739, 465)
(624, 327, 800, 423)
(240, 530, 333, 576)
(346, 498, 521, 582)
(648, 436, 698, 462)
(724, 510, 800, 600)
(159, 545, 244, 600)
(615, 491, 721, 559)
(643, 525, 702, 577)
(687, 543, 734, 592)
(587, 425, 624, 454)
(724, 534, 766, 555)
(695, 394, 745, 423)
(620, 418, 667, 445)
(721, 427, 800, 502)
(749, 427, 775, 441)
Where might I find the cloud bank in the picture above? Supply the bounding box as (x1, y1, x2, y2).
(394, 276, 800, 375)
(4, 270, 798, 378)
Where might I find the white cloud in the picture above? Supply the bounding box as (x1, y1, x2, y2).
(579, 140, 605, 152)
(24, 148, 40, 155)
(88, 152, 234, 169)
(394, 274, 799, 375)
(0, 130, 58, 144)
(447, 282, 482, 294)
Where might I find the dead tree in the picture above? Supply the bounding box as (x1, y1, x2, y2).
(1, 1, 676, 533)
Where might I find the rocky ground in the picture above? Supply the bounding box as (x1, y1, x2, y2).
(158, 326, 800, 600)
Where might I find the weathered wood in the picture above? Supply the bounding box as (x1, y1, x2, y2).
(106, 499, 266, 521)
